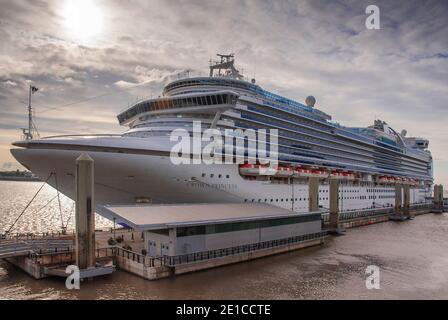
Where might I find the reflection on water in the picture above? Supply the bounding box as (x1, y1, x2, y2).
(0, 181, 112, 234)
(1, 181, 448, 299)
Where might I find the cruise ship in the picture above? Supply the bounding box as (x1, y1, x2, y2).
(10, 54, 433, 217)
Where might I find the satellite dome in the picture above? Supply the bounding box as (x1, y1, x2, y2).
(305, 96, 316, 107)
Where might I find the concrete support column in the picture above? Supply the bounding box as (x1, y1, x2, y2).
(433, 185, 439, 208)
(308, 177, 319, 212)
(433, 184, 444, 213)
(329, 179, 340, 232)
(168, 228, 177, 256)
(403, 185, 411, 217)
(75, 153, 95, 269)
(440, 185, 444, 210)
(394, 185, 403, 216)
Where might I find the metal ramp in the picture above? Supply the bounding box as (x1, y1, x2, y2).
(0, 238, 73, 259)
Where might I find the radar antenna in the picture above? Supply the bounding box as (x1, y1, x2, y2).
(209, 53, 244, 80)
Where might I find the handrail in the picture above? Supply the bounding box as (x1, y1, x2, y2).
(39, 134, 123, 140)
(321, 203, 434, 223)
(163, 231, 328, 267)
(95, 246, 162, 267)
(0, 231, 75, 242)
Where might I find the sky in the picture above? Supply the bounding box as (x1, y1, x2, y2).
(0, 0, 447, 185)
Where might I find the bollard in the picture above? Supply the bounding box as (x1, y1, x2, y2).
(75, 153, 96, 269)
(308, 177, 319, 212)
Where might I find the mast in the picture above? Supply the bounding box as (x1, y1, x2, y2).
(209, 53, 244, 80)
(24, 85, 38, 140)
(28, 85, 33, 140)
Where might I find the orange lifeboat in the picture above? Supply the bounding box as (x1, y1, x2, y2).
(293, 167, 329, 178)
(378, 176, 388, 184)
(341, 172, 355, 181)
(274, 166, 294, 177)
(392, 177, 401, 184)
(330, 171, 355, 180)
(329, 171, 343, 179)
(239, 164, 277, 176)
(293, 167, 312, 178)
(378, 176, 394, 184)
(310, 169, 330, 178)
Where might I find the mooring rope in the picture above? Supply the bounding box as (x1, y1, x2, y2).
(5, 172, 54, 235)
(62, 202, 75, 230)
(54, 173, 65, 231)
(14, 194, 59, 234)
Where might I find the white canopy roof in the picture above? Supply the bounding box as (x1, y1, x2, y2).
(99, 203, 322, 230)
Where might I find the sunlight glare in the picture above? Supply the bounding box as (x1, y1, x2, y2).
(63, 0, 103, 40)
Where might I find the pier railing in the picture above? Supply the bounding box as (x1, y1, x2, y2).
(162, 231, 328, 267)
(321, 203, 433, 224)
(30, 249, 74, 265)
(96, 247, 162, 267)
(1, 232, 75, 242)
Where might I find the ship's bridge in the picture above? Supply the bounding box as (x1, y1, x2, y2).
(163, 77, 263, 97)
(163, 77, 331, 121)
(117, 90, 239, 126)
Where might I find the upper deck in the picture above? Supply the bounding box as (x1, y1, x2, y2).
(163, 76, 332, 122)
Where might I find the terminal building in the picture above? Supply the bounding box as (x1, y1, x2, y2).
(101, 203, 323, 257)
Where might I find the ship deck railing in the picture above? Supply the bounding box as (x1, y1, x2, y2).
(38, 134, 123, 140)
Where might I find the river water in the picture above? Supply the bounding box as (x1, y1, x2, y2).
(1, 181, 448, 300)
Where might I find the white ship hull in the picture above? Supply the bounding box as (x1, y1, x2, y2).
(11, 136, 430, 220)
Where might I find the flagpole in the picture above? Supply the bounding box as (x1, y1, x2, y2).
(27, 85, 33, 140)
(26, 85, 39, 140)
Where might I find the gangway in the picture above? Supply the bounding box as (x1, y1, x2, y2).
(0, 236, 73, 260)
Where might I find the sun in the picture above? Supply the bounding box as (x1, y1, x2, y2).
(63, 0, 103, 41)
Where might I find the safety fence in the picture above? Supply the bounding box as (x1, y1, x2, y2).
(321, 203, 433, 224)
(162, 231, 328, 267)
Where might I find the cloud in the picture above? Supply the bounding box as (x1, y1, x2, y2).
(0, 0, 447, 184)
